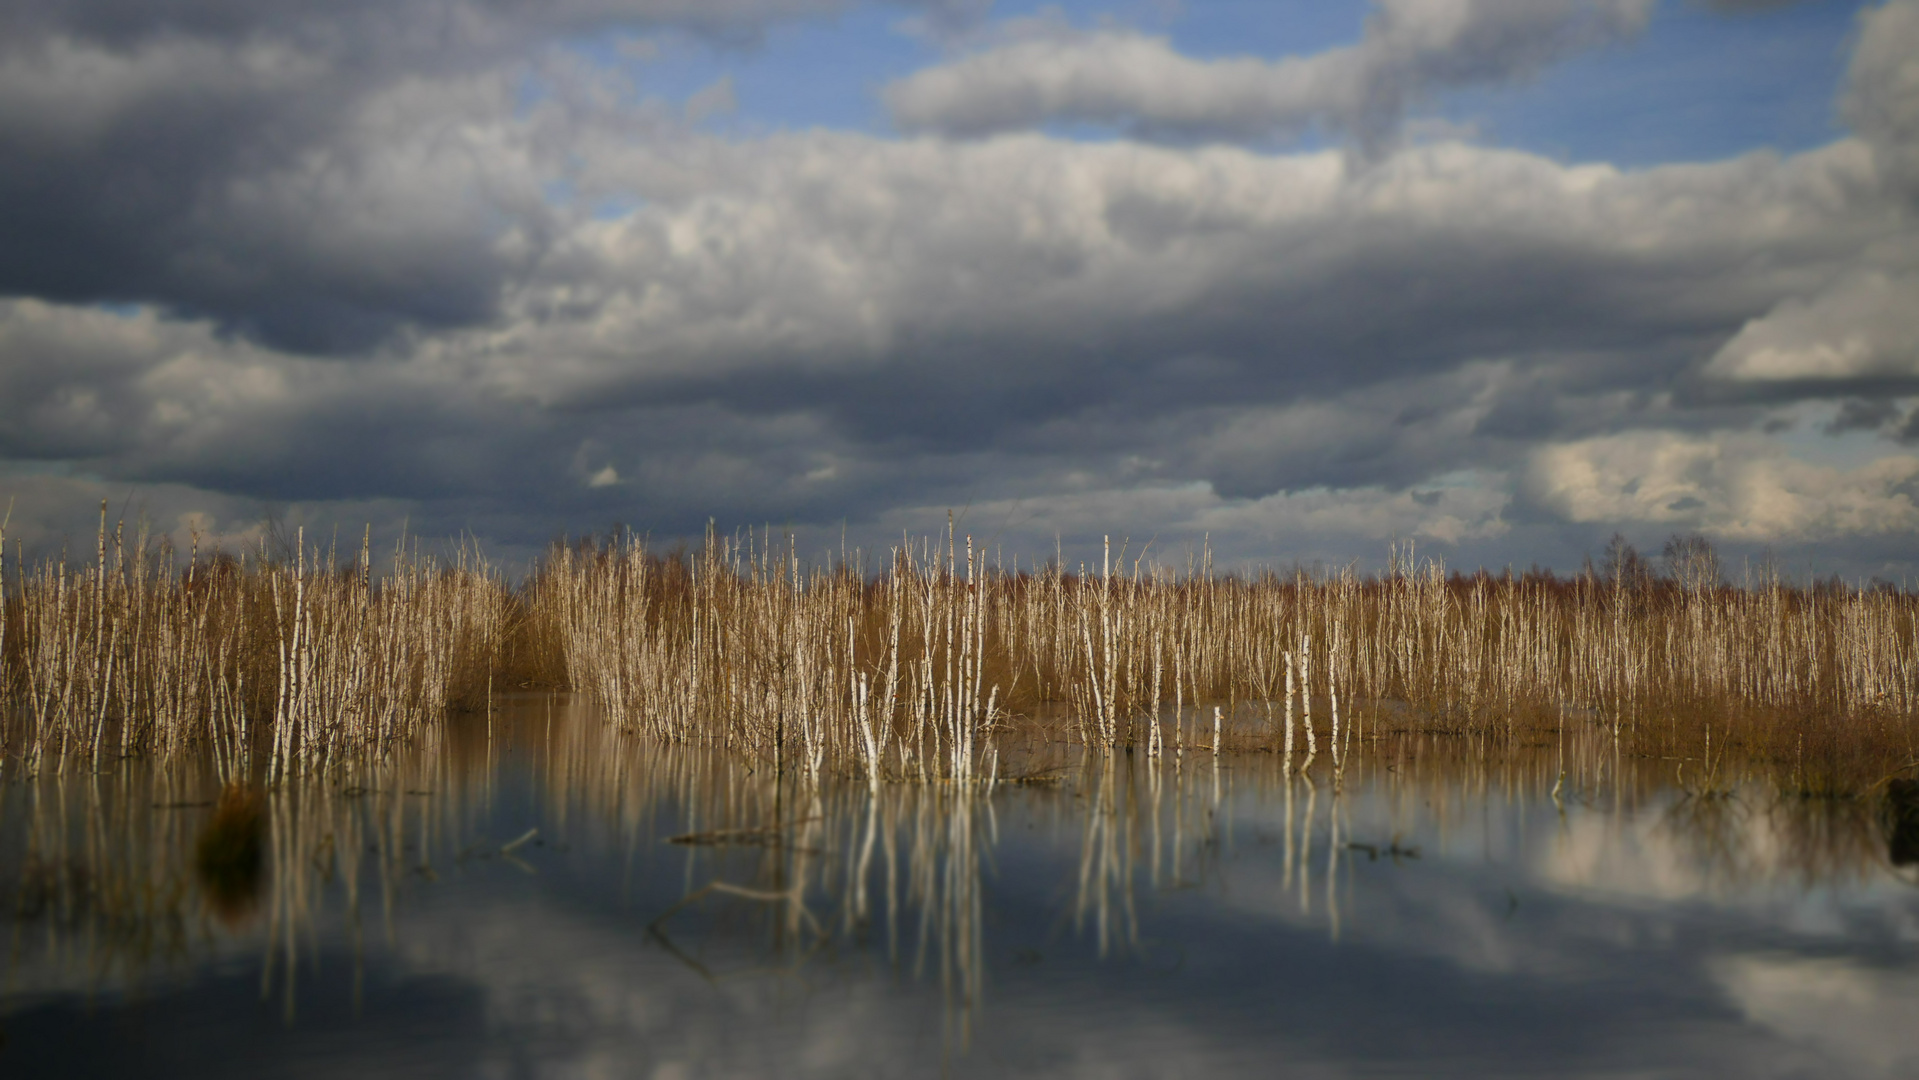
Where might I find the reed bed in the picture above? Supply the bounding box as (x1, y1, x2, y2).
(0, 506, 509, 781)
(5, 512, 1916, 790)
(533, 527, 1919, 790)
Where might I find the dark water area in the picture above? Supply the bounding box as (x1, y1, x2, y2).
(6, 698, 1919, 1078)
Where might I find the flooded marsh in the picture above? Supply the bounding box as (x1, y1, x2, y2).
(4, 523, 1919, 1074)
(6, 698, 1919, 1078)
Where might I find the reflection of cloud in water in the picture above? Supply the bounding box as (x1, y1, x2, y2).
(9, 704, 1919, 1077)
(1539, 794, 1897, 918)
(1715, 956, 1919, 1079)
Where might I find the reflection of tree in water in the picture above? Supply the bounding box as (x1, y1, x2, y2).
(6, 759, 227, 990)
(195, 786, 265, 928)
(1072, 751, 1256, 957)
(1661, 792, 1755, 888)
(1077, 754, 1140, 957)
(1771, 795, 1887, 887)
(637, 767, 994, 1050)
(540, 706, 1271, 1050)
(3, 720, 471, 1016)
(1658, 770, 1894, 892)
(535, 700, 995, 1049)
(1879, 779, 1919, 878)
(10, 694, 1919, 1046)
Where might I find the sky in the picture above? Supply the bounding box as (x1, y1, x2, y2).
(1, 0, 1916, 580)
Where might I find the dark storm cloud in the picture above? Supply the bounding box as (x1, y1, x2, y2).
(1841, 398, 1919, 445)
(0, 299, 978, 549)
(0, 0, 977, 353)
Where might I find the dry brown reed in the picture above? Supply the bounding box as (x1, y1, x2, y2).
(6, 511, 1915, 792)
(531, 527, 1919, 791)
(1, 505, 509, 782)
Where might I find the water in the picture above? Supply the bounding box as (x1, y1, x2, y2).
(6, 698, 1919, 1078)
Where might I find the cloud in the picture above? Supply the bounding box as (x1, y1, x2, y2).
(469, 130, 1887, 529)
(1716, 957, 1919, 1078)
(0, 0, 1916, 577)
(683, 75, 739, 123)
(885, 0, 1654, 146)
(1523, 431, 1919, 541)
(1825, 397, 1906, 435)
(0, 461, 415, 564)
(1842, 0, 1919, 215)
(2, 122, 1907, 568)
(0, 0, 973, 353)
(1844, 0, 1919, 204)
(514, 130, 1882, 410)
(0, 1, 887, 51)
(0, 34, 541, 352)
(1703, 272, 1919, 383)
(1693, 0, 1806, 11)
(862, 474, 1510, 569)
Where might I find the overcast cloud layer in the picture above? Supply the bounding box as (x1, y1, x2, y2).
(1, 0, 1915, 578)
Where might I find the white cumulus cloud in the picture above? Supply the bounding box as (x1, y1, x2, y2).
(1524, 432, 1919, 541)
(1705, 272, 1919, 382)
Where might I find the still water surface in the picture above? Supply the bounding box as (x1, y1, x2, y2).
(6, 698, 1919, 1078)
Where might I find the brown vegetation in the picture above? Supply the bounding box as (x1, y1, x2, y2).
(0, 505, 508, 781)
(4, 512, 1915, 791)
(528, 526, 1919, 792)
